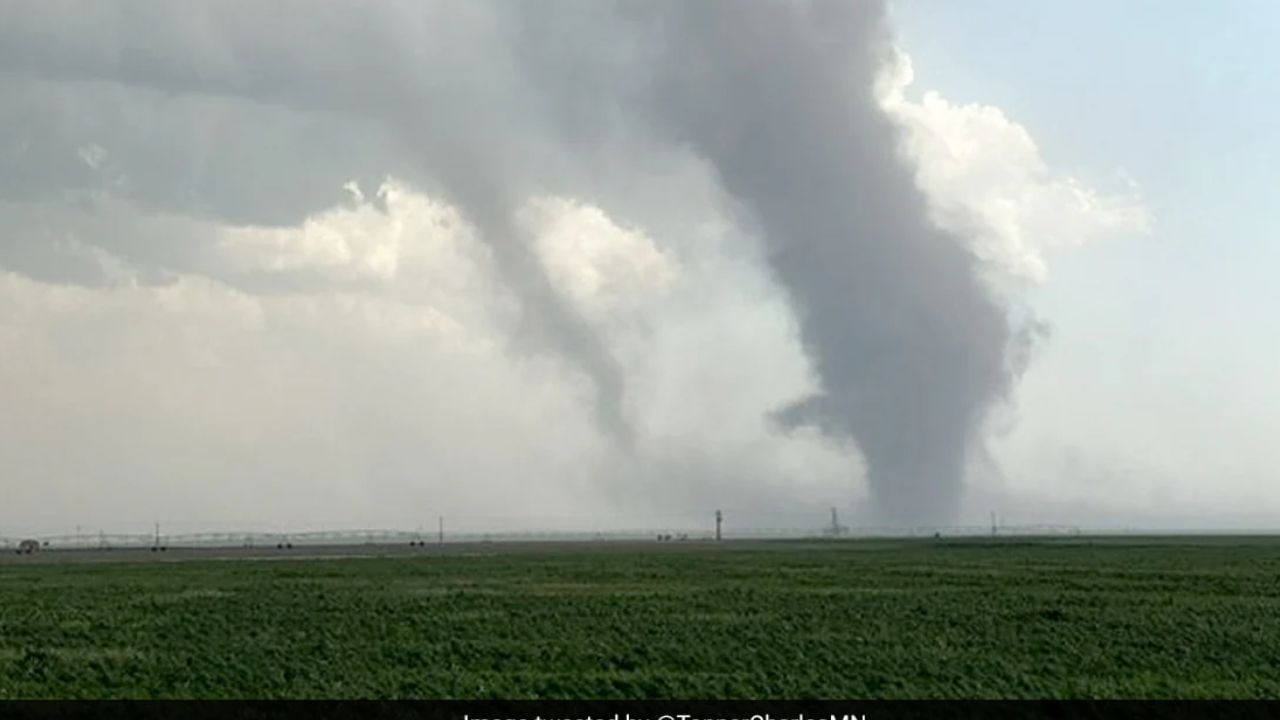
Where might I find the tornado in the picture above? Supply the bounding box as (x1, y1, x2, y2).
(643, 1, 1016, 525)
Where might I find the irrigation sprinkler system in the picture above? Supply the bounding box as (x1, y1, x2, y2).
(1, 512, 1091, 554)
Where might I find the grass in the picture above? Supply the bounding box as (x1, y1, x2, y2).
(2, 537, 1280, 698)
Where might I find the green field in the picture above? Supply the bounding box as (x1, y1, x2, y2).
(2, 537, 1280, 699)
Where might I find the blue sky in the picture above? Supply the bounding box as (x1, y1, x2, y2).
(894, 0, 1280, 277)
(894, 0, 1280, 525)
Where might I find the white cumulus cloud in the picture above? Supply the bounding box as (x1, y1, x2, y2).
(878, 49, 1151, 282)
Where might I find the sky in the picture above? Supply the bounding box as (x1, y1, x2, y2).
(892, 0, 1280, 527)
(0, 1, 1276, 537)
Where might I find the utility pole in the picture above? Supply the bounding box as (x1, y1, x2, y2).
(438, 515, 444, 545)
(990, 511, 997, 538)
(154, 522, 160, 548)
(830, 507, 841, 537)
(715, 509, 723, 541)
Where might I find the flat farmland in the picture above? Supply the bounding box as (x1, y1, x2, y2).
(2, 537, 1279, 698)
